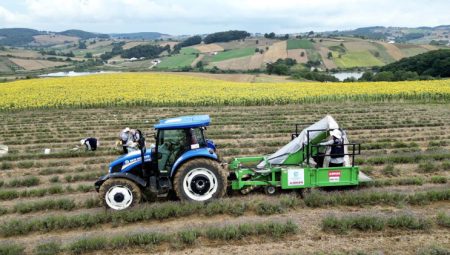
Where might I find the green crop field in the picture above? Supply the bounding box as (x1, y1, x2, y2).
(156, 47, 199, 69)
(72, 45, 113, 57)
(209, 47, 255, 62)
(0, 58, 15, 74)
(306, 48, 322, 62)
(287, 39, 314, 50)
(333, 51, 384, 68)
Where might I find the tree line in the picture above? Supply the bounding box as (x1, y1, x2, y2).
(352, 49, 450, 82)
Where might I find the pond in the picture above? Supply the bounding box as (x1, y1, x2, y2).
(331, 72, 364, 81)
(39, 71, 117, 77)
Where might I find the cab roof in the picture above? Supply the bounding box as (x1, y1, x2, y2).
(154, 115, 210, 130)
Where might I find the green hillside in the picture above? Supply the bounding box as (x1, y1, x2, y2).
(209, 48, 255, 62)
(157, 47, 199, 69)
(287, 39, 314, 49)
(333, 51, 384, 68)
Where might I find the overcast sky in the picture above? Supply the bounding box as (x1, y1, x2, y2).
(1, 0, 449, 35)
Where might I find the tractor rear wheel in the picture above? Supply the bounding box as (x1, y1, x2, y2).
(173, 158, 227, 202)
(99, 178, 142, 210)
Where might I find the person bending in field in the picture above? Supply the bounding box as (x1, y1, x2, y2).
(319, 129, 344, 167)
(80, 137, 99, 151)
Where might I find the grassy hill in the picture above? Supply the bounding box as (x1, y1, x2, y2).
(0, 28, 40, 46)
(325, 25, 450, 44)
(58, 29, 109, 40)
(110, 32, 169, 40)
(0, 28, 109, 46)
(1, 26, 450, 77)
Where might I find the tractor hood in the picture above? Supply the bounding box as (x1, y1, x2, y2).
(109, 150, 152, 173)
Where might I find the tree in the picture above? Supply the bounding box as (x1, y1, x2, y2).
(327, 52, 333, 59)
(359, 71, 374, 81)
(84, 52, 93, 58)
(203, 30, 250, 44)
(78, 41, 87, 49)
(196, 61, 203, 69)
(381, 49, 450, 78)
(264, 32, 276, 39)
(373, 71, 395, 81)
(300, 51, 305, 57)
(284, 34, 289, 40)
(343, 77, 357, 82)
(266, 58, 297, 75)
(121, 44, 167, 59)
(173, 35, 202, 53)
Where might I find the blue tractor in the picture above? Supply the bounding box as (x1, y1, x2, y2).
(95, 115, 228, 210)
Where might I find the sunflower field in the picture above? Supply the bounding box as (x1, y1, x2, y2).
(0, 73, 449, 110)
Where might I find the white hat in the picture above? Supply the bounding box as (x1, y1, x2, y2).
(124, 127, 130, 132)
(80, 139, 86, 145)
(330, 129, 342, 139)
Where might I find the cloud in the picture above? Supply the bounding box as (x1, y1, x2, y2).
(0, 5, 29, 25)
(0, 0, 449, 34)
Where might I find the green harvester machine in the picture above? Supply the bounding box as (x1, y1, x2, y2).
(229, 115, 370, 195)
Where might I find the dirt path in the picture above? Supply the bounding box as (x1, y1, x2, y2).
(191, 54, 205, 68)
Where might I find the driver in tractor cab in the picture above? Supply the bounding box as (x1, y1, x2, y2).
(319, 129, 345, 167)
(157, 128, 203, 171)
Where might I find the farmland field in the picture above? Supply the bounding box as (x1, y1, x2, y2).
(263, 41, 287, 63)
(333, 51, 384, 68)
(207, 53, 264, 70)
(396, 44, 429, 58)
(155, 48, 199, 69)
(287, 39, 314, 50)
(0, 99, 449, 254)
(8, 58, 68, 71)
(194, 43, 224, 53)
(208, 48, 256, 62)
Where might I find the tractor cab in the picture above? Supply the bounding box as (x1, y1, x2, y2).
(95, 115, 227, 210)
(153, 115, 216, 174)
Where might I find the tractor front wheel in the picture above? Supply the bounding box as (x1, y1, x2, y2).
(174, 158, 227, 202)
(99, 178, 142, 210)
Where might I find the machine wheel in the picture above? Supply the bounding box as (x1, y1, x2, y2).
(99, 178, 142, 210)
(173, 158, 227, 202)
(264, 186, 277, 195)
